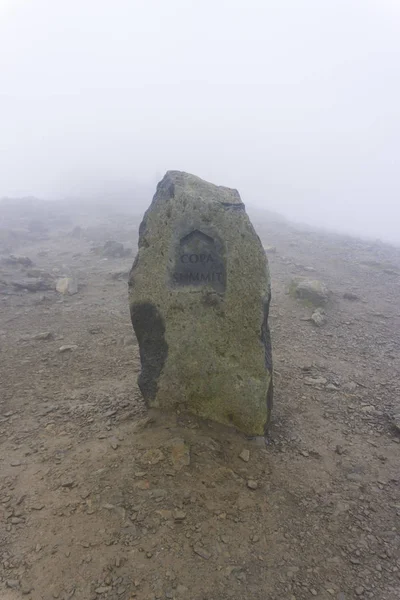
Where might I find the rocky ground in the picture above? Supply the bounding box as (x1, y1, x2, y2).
(0, 198, 399, 600)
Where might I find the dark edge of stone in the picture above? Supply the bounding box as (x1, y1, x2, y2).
(261, 292, 273, 434)
(137, 174, 176, 249)
(130, 302, 168, 404)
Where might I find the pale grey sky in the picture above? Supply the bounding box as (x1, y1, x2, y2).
(1, 0, 399, 241)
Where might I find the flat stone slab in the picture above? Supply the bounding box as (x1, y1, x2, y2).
(129, 171, 273, 435)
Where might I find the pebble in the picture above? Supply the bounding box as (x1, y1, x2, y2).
(11, 516, 24, 524)
(105, 409, 117, 417)
(141, 448, 165, 465)
(59, 345, 78, 353)
(21, 582, 33, 595)
(247, 480, 258, 490)
(239, 449, 250, 462)
(61, 480, 75, 488)
(6, 580, 19, 589)
(170, 439, 190, 469)
(346, 473, 363, 483)
(33, 331, 54, 340)
(10, 460, 22, 467)
(335, 445, 344, 455)
(311, 309, 326, 327)
(193, 544, 211, 560)
(355, 587, 364, 595)
(174, 510, 186, 521)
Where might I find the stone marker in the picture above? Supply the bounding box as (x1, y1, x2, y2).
(128, 171, 273, 435)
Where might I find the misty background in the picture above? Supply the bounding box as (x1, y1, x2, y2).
(0, 0, 399, 243)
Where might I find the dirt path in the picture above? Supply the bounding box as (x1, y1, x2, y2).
(0, 205, 399, 600)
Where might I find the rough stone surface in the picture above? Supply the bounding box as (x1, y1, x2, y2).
(129, 171, 273, 435)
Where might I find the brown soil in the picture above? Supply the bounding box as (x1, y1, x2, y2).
(0, 200, 399, 600)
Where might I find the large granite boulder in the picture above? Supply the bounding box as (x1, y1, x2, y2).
(128, 171, 273, 436)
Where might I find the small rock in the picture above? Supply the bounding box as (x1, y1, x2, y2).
(33, 331, 54, 341)
(292, 278, 329, 306)
(59, 345, 78, 353)
(193, 544, 211, 560)
(346, 473, 363, 483)
(11, 517, 24, 524)
(12, 278, 52, 292)
(101, 240, 131, 259)
(61, 480, 75, 488)
(239, 449, 250, 462)
(10, 460, 22, 466)
(174, 510, 186, 521)
(21, 581, 33, 595)
(170, 439, 190, 470)
(3, 254, 34, 267)
(311, 308, 326, 327)
(247, 479, 258, 490)
(355, 586, 364, 596)
(56, 276, 78, 295)
(335, 445, 344, 455)
(6, 580, 20, 589)
(343, 292, 360, 301)
(343, 381, 358, 392)
(140, 448, 165, 465)
(104, 409, 117, 417)
(300, 450, 309, 457)
(95, 587, 111, 594)
(135, 480, 150, 490)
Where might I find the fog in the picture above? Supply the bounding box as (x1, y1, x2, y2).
(1, 0, 400, 242)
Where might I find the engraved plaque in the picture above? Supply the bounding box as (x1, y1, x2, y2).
(171, 229, 226, 293)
